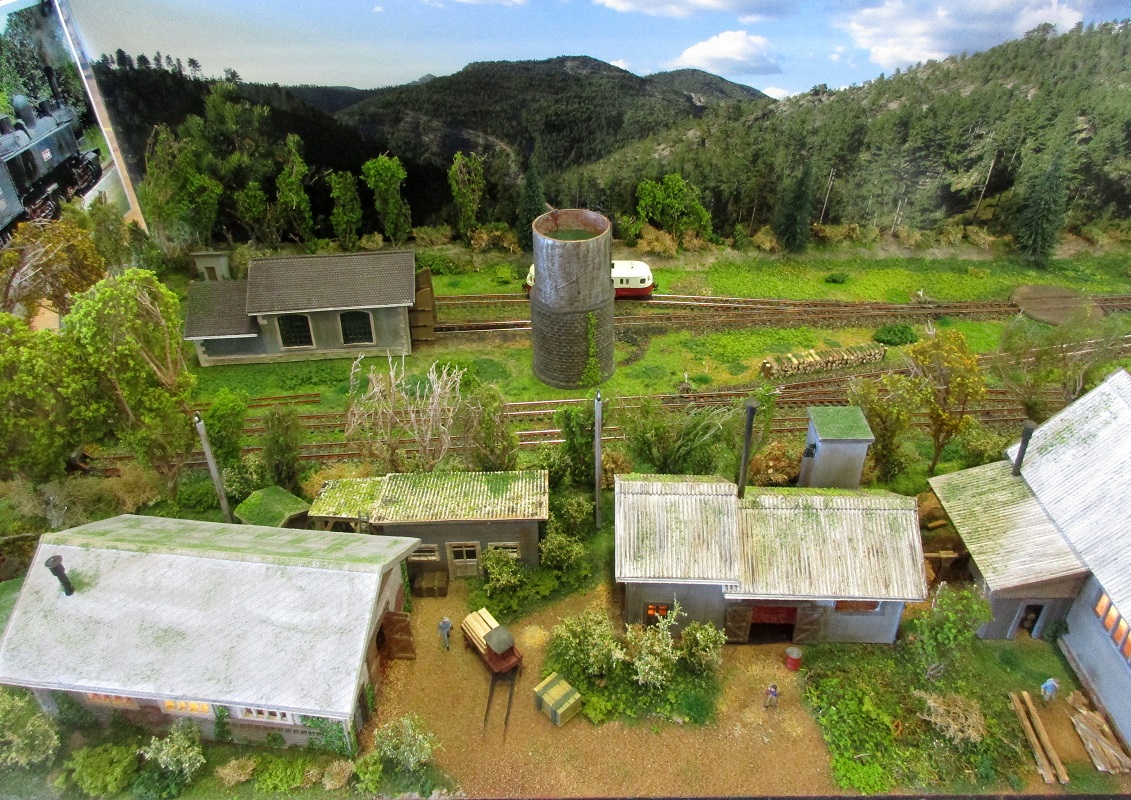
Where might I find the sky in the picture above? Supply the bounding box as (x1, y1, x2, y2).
(66, 0, 1131, 98)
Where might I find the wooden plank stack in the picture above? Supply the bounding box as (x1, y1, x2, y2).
(1066, 691, 1131, 774)
(759, 344, 886, 380)
(1008, 691, 1068, 784)
(461, 608, 500, 655)
(533, 672, 582, 727)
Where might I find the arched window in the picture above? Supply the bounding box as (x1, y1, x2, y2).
(278, 314, 313, 348)
(339, 311, 373, 345)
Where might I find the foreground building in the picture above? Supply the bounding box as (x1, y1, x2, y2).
(0, 516, 418, 748)
(930, 369, 1131, 747)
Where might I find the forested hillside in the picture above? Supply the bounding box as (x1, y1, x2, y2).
(554, 21, 1131, 237)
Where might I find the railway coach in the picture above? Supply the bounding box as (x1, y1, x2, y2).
(524, 259, 655, 298)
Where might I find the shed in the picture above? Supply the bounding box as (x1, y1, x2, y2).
(233, 486, 311, 529)
(0, 515, 418, 747)
(798, 406, 874, 489)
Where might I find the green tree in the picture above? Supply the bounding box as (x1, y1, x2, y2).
(448, 151, 485, 241)
(847, 373, 922, 480)
(202, 388, 248, 469)
(1014, 152, 1068, 267)
(772, 162, 814, 253)
(0, 688, 59, 769)
(276, 134, 314, 243)
(517, 168, 546, 251)
(63, 196, 131, 274)
(906, 330, 986, 475)
(0, 218, 106, 315)
(625, 400, 728, 475)
(261, 405, 304, 491)
(137, 125, 222, 254)
(140, 718, 206, 785)
(361, 155, 412, 245)
(466, 384, 519, 471)
(232, 180, 281, 245)
(327, 171, 362, 249)
(554, 400, 598, 488)
(635, 173, 712, 242)
(904, 582, 991, 679)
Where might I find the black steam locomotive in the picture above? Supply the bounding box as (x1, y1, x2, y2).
(0, 71, 101, 235)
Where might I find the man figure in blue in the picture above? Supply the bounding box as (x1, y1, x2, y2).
(438, 616, 453, 651)
(1041, 677, 1059, 704)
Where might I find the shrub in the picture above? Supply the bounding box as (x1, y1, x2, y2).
(412, 225, 452, 247)
(0, 688, 59, 768)
(615, 213, 644, 246)
(212, 705, 232, 743)
(413, 249, 462, 275)
(321, 759, 354, 790)
(904, 582, 991, 679)
(353, 751, 383, 794)
(751, 225, 780, 252)
(52, 691, 98, 729)
(958, 420, 1011, 467)
(481, 547, 527, 597)
(547, 607, 625, 681)
(824, 271, 849, 284)
(302, 715, 353, 757)
(637, 224, 678, 257)
(300, 461, 376, 501)
(261, 405, 304, 492)
(215, 756, 257, 787)
(201, 388, 248, 468)
(746, 439, 802, 486)
(253, 755, 306, 793)
(873, 322, 918, 346)
(264, 730, 286, 748)
(531, 444, 572, 490)
(140, 718, 206, 783)
(131, 761, 187, 800)
(679, 621, 727, 675)
(469, 223, 521, 254)
(731, 225, 752, 251)
(372, 715, 438, 774)
(600, 448, 633, 489)
(175, 470, 219, 511)
(358, 232, 384, 250)
(623, 603, 682, 690)
(539, 528, 585, 574)
(551, 492, 593, 535)
(64, 743, 139, 798)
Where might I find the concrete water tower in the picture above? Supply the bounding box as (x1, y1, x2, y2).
(530, 209, 615, 389)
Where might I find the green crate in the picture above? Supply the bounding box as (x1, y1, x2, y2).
(533, 672, 582, 727)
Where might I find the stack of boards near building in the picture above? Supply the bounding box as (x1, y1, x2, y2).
(759, 343, 886, 380)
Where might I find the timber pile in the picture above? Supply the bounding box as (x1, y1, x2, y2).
(1008, 691, 1068, 784)
(1066, 691, 1131, 774)
(759, 344, 886, 380)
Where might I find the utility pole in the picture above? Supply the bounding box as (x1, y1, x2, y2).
(194, 413, 233, 523)
(972, 151, 998, 223)
(594, 391, 602, 530)
(819, 167, 836, 224)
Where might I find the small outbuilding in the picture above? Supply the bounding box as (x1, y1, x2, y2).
(309, 470, 550, 579)
(184, 251, 416, 366)
(0, 515, 418, 748)
(233, 486, 310, 529)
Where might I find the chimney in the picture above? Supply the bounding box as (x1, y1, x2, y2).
(44, 555, 74, 596)
(737, 400, 759, 499)
(1011, 420, 1038, 476)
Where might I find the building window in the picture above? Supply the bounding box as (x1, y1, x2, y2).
(487, 542, 520, 558)
(834, 600, 881, 614)
(278, 314, 314, 348)
(163, 699, 211, 716)
(1094, 591, 1131, 665)
(86, 693, 138, 709)
(645, 603, 670, 625)
(339, 311, 374, 345)
(449, 543, 478, 562)
(240, 707, 294, 724)
(407, 544, 440, 562)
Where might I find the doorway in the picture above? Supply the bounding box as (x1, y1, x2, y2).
(446, 542, 480, 578)
(1017, 604, 1045, 639)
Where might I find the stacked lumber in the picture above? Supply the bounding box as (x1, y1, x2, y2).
(1066, 691, 1131, 774)
(759, 344, 886, 379)
(461, 608, 499, 655)
(1008, 691, 1068, 784)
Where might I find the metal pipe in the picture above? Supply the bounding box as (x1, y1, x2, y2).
(737, 400, 759, 498)
(45, 555, 74, 596)
(594, 391, 602, 529)
(194, 413, 233, 523)
(1012, 419, 1038, 476)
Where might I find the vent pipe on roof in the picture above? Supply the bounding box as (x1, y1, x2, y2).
(1011, 420, 1038, 476)
(737, 400, 759, 499)
(44, 555, 74, 596)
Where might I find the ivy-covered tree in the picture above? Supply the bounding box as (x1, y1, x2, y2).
(327, 171, 362, 249)
(1014, 151, 1068, 267)
(772, 162, 814, 253)
(261, 405, 304, 492)
(361, 155, 412, 246)
(906, 329, 986, 475)
(276, 134, 313, 243)
(847, 373, 922, 480)
(448, 151, 485, 241)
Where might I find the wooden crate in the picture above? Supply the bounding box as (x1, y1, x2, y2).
(533, 672, 582, 727)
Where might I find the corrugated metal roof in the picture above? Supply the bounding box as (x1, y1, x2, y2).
(1010, 369, 1131, 613)
(183, 281, 257, 340)
(0, 515, 418, 717)
(308, 478, 387, 521)
(614, 475, 739, 584)
(246, 251, 416, 314)
(730, 490, 927, 601)
(373, 471, 549, 522)
(929, 461, 1086, 593)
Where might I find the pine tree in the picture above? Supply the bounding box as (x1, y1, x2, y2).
(772, 163, 814, 253)
(328, 171, 362, 250)
(1014, 152, 1067, 268)
(517, 168, 545, 252)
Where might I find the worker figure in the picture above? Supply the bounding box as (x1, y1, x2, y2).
(1041, 677, 1059, 704)
(763, 683, 779, 710)
(438, 616, 452, 651)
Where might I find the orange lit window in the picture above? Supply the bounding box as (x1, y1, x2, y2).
(86, 693, 137, 709)
(1104, 605, 1120, 632)
(163, 699, 211, 716)
(645, 603, 670, 625)
(1123, 634, 1131, 661)
(1114, 618, 1129, 648)
(1094, 592, 1112, 618)
(835, 600, 880, 613)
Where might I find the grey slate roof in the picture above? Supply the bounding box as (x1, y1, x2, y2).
(615, 475, 740, 584)
(0, 515, 418, 718)
(1009, 369, 1131, 613)
(929, 461, 1087, 593)
(183, 281, 257, 340)
(731, 490, 927, 601)
(246, 251, 416, 315)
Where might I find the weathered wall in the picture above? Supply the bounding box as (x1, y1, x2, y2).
(823, 601, 903, 643)
(623, 582, 727, 631)
(385, 520, 540, 575)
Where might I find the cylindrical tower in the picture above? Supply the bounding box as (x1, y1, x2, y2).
(530, 209, 615, 389)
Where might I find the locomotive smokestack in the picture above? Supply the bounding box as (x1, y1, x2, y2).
(1011, 420, 1038, 476)
(44, 555, 75, 596)
(0, 117, 12, 136)
(737, 400, 759, 499)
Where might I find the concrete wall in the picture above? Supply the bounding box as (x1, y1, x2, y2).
(623, 582, 728, 631)
(386, 520, 540, 575)
(823, 601, 903, 643)
(800, 430, 871, 489)
(972, 562, 1081, 639)
(1060, 575, 1131, 748)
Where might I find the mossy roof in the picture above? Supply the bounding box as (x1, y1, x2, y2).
(808, 406, 874, 441)
(308, 478, 387, 520)
(233, 486, 310, 528)
(0, 515, 418, 718)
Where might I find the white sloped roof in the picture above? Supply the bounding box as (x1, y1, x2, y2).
(1009, 369, 1131, 612)
(730, 490, 927, 601)
(614, 475, 739, 584)
(929, 461, 1087, 593)
(0, 516, 418, 718)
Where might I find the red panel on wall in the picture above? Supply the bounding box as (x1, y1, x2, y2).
(751, 606, 798, 625)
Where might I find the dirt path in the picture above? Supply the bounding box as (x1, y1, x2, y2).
(371, 580, 839, 797)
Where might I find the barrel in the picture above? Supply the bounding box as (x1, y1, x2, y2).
(784, 646, 803, 671)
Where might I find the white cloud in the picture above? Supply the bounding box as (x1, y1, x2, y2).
(828, 45, 846, 61)
(611, 58, 631, 69)
(761, 85, 791, 99)
(843, 0, 1089, 70)
(593, 0, 791, 18)
(672, 30, 782, 75)
(371, 4, 384, 9)
(450, 0, 526, 5)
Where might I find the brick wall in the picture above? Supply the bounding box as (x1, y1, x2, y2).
(531, 297, 615, 389)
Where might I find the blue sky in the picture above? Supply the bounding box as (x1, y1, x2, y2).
(68, 0, 1130, 98)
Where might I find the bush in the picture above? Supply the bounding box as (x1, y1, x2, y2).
(824, 271, 849, 284)
(616, 213, 644, 246)
(731, 225, 752, 251)
(531, 444, 572, 490)
(751, 225, 780, 252)
(220, 455, 270, 504)
(264, 731, 286, 748)
(53, 691, 98, 729)
(201, 388, 248, 468)
(412, 225, 452, 247)
(679, 621, 727, 675)
(139, 718, 206, 784)
(64, 743, 139, 798)
(469, 223, 520, 253)
(873, 322, 919, 346)
(414, 249, 463, 276)
(746, 439, 802, 486)
(600, 448, 633, 489)
(539, 528, 585, 575)
(638, 224, 677, 257)
(623, 604, 682, 690)
(212, 706, 231, 743)
(353, 751, 383, 794)
(372, 715, 438, 775)
(261, 405, 304, 492)
(481, 547, 527, 597)
(253, 755, 306, 793)
(175, 470, 219, 512)
(131, 762, 187, 800)
(0, 688, 59, 768)
(546, 607, 625, 681)
(958, 421, 1011, 467)
(215, 756, 257, 787)
(321, 759, 354, 790)
(551, 492, 593, 536)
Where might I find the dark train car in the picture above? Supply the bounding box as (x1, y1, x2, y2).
(0, 82, 101, 234)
